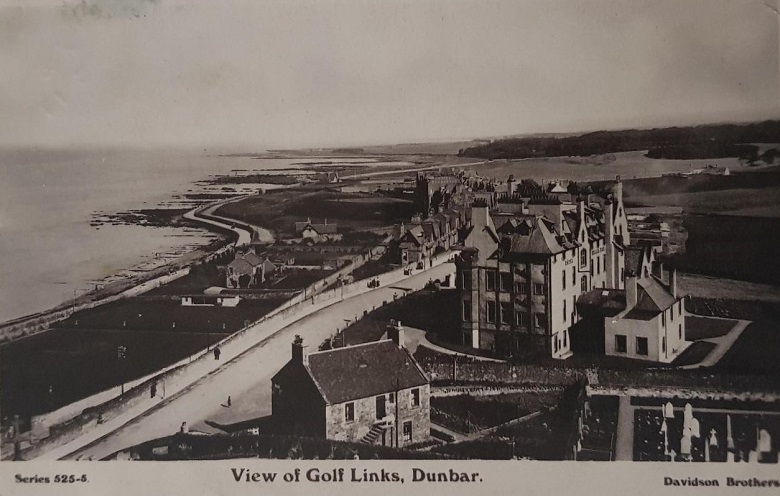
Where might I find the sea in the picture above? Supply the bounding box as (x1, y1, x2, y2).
(0, 147, 335, 324)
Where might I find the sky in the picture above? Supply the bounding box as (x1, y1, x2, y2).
(0, 0, 778, 149)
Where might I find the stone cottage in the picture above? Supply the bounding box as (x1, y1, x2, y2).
(271, 327, 430, 448)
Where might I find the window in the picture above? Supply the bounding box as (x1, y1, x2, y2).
(403, 421, 412, 442)
(620, 268, 625, 282)
(486, 272, 496, 291)
(679, 324, 683, 340)
(596, 257, 600, 274)
(515, 310, 528, 328)
(461, 271, 472, 290)
(661, 312, 666, 328)
(563, 330, 567, 348)
(410, 388, 420, 407)
(487, 301, 497, 323)
(534, 313, 546, 329)
(500, 272, 512, 292)
(563, 300, 567, 322)
(643, 266, 649, 278)
(345, 402, 355, 422)
(534, 283, 544, 295)
(462, 300, 472, 322)
(554, 336, 559, 353)
(388, 393, 395, 404)
(562, 271, 567, 290)
(670, 307, 674, 322)
(580, 248, 587, 267)
(515, 282, 526, 294)
(572, 267, 576, 286)
(581, 275, 588, 292)
(615, 335, 627, 353)
(636, 337, 649, 356)
(662, 336, 666, 354)
(500, 302, 512, 324)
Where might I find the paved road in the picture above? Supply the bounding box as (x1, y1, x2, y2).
(63, 263, 455, 460)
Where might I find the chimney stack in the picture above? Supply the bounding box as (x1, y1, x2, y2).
(626, 274, 638, 309)
(669, 268, 678, 298)
(614, 176, 623, 206)
(388, 320, 405, 348)
(471, 200, 489, 230)
(292, 335, 308, 364)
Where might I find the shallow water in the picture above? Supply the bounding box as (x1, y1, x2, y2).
(0, 148, 307, 323)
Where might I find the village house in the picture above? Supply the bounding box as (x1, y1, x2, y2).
(226, 248, 270, 288)
(577, 254, 688, 363)
(294, 218, 339, 242)
(271, 326, 430, 448)
(455, 178, 634, 359)
(395, 207, 465, 267)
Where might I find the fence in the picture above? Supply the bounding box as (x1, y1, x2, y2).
(16, 251, 456, 460)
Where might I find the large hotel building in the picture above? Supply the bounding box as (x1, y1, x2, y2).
(455, 179, 687, 362)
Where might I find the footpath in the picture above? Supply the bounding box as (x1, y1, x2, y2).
(32, 253, 457, 460)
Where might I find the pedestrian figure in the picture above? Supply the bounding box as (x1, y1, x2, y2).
(227, 396, 232, 407)
(151, 381, 157, 398)
(180, 422, 188, 434)
(214, 346, 221, 360)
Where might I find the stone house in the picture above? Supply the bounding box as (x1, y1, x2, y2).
(271, 327, 430, 448)
(455, 179, 633, 359)
(226, 249, 265, 288)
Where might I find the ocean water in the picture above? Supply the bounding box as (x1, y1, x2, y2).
(0, 148, 305, 324)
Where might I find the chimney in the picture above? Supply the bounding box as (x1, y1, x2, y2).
(626, 274, 638, 309)
(471, 200, 489, 230)
(614, 176, 623, 206)
(577, 198, 587, 239)
(507, 175, 515, 195)
(292, 335, 308, 364)
(388, 320, 405, 348)
(669, 267, 678, 298)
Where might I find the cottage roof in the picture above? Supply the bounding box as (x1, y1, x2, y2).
(633, 277, 676, 314)
(576, 289, 626, 317)
(276, 340, 429, 405)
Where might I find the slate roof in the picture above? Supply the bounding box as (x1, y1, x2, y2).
(306, 340, 429, 404)
(624, 245, 646, 277)
(633, 277, 676, 315)
(577, 289, 626, 317)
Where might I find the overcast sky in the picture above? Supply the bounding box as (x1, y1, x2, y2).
(0, 0, 778, 149)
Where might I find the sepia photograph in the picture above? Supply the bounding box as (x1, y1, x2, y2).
(0, 0, 779, 494)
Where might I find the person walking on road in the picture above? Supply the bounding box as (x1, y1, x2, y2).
(213, 346, 221, 360)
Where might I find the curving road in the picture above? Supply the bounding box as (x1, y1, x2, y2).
(61, 263, 456, 461)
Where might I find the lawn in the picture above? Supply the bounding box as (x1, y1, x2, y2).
(0, 328, 228, 417)
(670, 341, 716, 367)
(430, 391, 562, 433)
(713, 321, 780, 375)
(685, 316, 737, 341)
(54, 299, 282, 334)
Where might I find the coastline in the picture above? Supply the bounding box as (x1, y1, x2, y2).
(0, 198, 246, 344)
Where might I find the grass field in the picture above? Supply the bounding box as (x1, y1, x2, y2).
(685, 316, 737, 341)
(462, 151, 746, 183)
(0, 328, 228, 417)
(713, 321, 780, 375)
(670, 341, 716, 367)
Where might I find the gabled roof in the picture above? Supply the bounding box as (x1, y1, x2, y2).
(280, 340, 429, 405)
(507, 217, 565, 255)
(633, 277, 676, 314)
